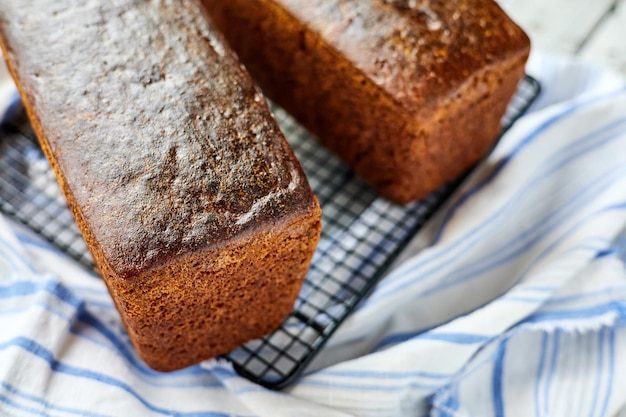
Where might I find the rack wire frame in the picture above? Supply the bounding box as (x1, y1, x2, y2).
(0, 75, 540, 389)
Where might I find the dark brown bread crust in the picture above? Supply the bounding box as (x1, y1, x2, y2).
(204, 0, 530, 204)
(0, 0, 321, 370)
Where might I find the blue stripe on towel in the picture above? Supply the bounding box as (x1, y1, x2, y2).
(492, 338, 508, 417)
(0, 337, 238, 417)
(0, 382, 111, 417)
(535, 332, 548, 417)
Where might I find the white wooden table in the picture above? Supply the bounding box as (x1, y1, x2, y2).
(498, 0, 626, 75)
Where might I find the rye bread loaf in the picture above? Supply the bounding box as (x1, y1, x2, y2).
(204, 0, 530, 203)
(0, 0, 321, 371)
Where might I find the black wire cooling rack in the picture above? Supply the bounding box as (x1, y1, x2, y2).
(0, 75, 540, 389)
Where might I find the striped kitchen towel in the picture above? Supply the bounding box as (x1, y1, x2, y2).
(1, 51, 626, 417)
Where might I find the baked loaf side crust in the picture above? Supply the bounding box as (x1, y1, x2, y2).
(204, 0, 530, 204)
(0, 0, 321, 370)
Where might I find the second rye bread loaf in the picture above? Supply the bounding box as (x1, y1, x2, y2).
(0, 0, 321, 371)
(204, 0, 530, 204)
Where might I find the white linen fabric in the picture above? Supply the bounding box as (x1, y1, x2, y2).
(1, 52, 626, 417)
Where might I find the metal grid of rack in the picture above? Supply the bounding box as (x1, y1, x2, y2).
(0, 75, 540, 389)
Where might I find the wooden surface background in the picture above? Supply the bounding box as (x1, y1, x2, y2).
(498, 0, 626, 75)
